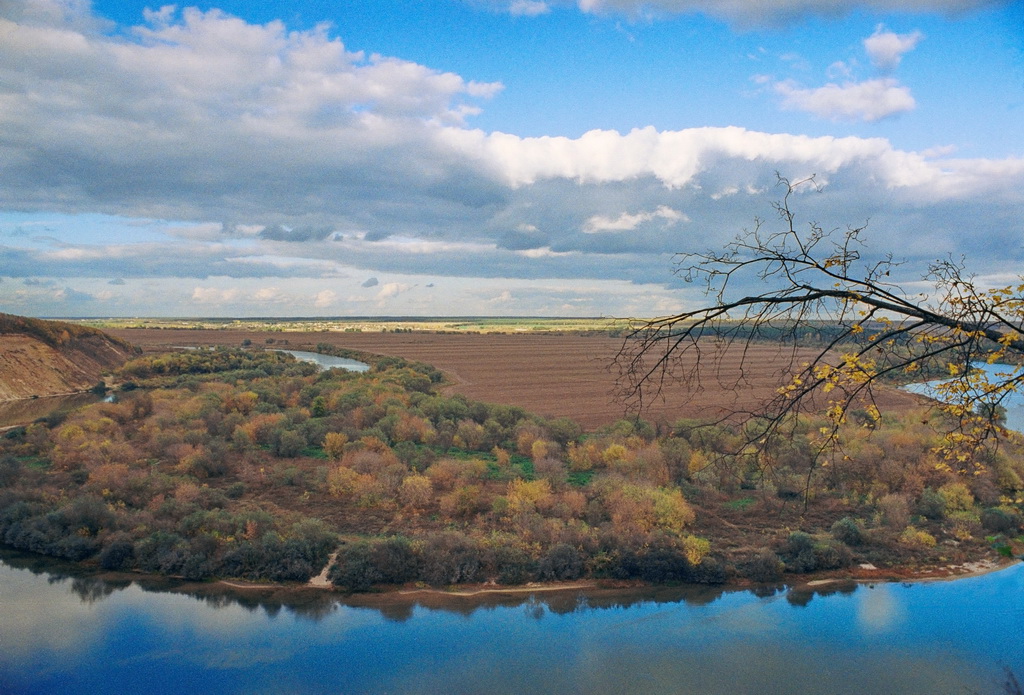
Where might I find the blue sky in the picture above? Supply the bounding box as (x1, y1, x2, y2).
(1, 0, 1022, 317)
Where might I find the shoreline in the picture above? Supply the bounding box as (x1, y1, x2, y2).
(208, 554, 1020, 599)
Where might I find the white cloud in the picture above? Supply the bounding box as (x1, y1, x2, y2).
(191, 287, 240, 303)
(1, 2, 1023, 319)
(377, 282, 411, 299)
(313, 289, 337, 307)
(509, 0, 551, 16)
(488, 290, 514, 303)
(773, 78, 916, 121)
(863, 26, 924, 71)
(252, 286, 284, 302)
(583, 205, 687, 233)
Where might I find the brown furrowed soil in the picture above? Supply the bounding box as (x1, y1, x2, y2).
(109, 329, 920, 430)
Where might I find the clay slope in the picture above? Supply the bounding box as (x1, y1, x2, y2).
(0, 314, 136, 401)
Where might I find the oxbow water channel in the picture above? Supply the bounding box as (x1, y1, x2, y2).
(275, 350, 370, 373)
(0, 549, 1021, 695)
(901, 362, 1024, 433)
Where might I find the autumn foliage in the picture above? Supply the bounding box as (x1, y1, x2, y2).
(0, 344, 1021, 590)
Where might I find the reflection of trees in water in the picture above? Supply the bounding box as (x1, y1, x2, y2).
(785, 581, 858, 608)
(71, 575, 130, 604)
(1, 548, 871, 624)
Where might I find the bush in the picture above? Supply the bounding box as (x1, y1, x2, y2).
(938, 482, 974, 512)
(779, 532, 851, 573)
(740, 549, 784, 582)
(830, 517, 864, 546)
(538, 543, 584, 581)
(900, 526, 937, 547)
(99, 535, 136, 570)
(981, 507, 1018, 534)
(916, 488, 947, 521)
(489, 545, 537, 585)
(371, 537, 420, 585)
(0, 456, 21, 487)
(330, 542, 380, 591)
(419, 533, 482, 586)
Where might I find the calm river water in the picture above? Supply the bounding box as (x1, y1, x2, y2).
(275, 350, 370, 373)
(902, 362, 1024, 432)
(0, 550, 1021, 695)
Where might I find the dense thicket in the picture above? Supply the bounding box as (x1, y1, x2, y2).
(1, 346, 1020, 590)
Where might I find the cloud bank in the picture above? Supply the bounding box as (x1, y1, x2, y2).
(1, 0, 1022, 317)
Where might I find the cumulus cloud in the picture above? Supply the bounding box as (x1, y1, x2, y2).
(0, 1, 1022, 318)
(773, 78, 916, 121)
(378, 282, 411, 299)
(313, 289, 337, 307)
(488, 290, 514, 303)
(864, 25, 924, 71)
(583, 205, 687, 233)
(252, 287, 284, 302)
(0, 3, 504, 228)
(761, 24, 923, 122)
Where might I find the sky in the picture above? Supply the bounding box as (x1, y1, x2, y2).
(1, 0, 1022, 318)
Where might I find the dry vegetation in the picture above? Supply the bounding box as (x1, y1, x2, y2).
(1, 336, 1020, 592)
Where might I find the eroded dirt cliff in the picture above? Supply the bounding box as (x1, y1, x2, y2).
(0, 314, 136, 401)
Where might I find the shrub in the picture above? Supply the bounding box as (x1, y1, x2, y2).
(900, 526, 937, 547)
(877, 493, 910, 530)
(0, 456, 21, 487)
(916, 488, 947, 521)
(779, 532, 851, 573)
(489, 545, 537, 585)
(371, 536, 421, 585)
(740, 549, 784, 582)
(98, 535, 136, 570)
(330, 542, 380, 591)
(538, 543, 584, 581)
(419, 533, 482, 586)
(981, 507, 1018, 534)
(830, 517, 864, 546)
(938, 482, 974, 512)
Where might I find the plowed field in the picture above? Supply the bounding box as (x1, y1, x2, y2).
(111, 329, 920, 430)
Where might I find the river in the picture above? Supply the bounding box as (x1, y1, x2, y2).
(0, 550, 1021, 695)
(902, 362, 1024, 432)
(275, 349, 371, 373)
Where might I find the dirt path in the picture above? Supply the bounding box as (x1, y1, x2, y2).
(308, 550, 338, 588)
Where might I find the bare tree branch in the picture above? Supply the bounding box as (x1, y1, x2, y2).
(615, 175, 1024, 499)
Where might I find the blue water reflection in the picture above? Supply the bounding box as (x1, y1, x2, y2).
(902, 362, 1024, 432)
(1, 551, 1021, 695)
(275, 349, 370, 373)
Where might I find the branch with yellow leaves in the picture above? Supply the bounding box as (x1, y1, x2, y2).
(614, 175, 1024, 499)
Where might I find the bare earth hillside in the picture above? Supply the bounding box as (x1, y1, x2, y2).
(0, 315, 136, 401)
(109, 328, 920, 430)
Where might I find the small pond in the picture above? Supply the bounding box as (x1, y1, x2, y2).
(0, 549, 1021, 695)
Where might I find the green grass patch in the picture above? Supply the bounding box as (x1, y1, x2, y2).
(567, 471, 594, 487)
(723, 497, 756, 511)
(21, 456, 51, 471)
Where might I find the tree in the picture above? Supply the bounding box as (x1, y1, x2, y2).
(616, 175, 1024, 486)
